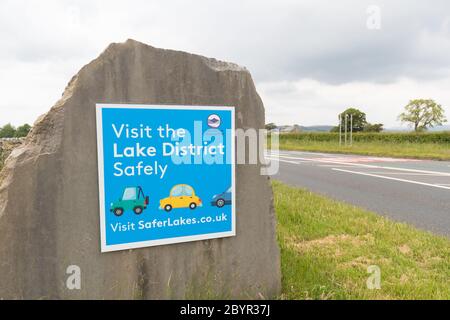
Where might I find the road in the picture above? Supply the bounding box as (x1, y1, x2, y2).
(267, 150, 450, 237)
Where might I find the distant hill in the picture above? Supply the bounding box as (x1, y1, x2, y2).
(299, 125, 334, 132)
(270, 125, 334, 133)
(385, 125, 450, 132)
(429, 125, 450, 132)
(272, 124, 450, 133)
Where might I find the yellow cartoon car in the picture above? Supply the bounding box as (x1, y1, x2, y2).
(159, 184, 202, 212)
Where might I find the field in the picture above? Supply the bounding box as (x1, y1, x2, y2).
(277, 132, 450, 160)
(274, 181, 450, 300)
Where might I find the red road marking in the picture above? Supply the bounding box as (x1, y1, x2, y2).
(311, 157, 421, 164)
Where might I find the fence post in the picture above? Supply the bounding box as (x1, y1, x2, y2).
(345, 114, 348, 146)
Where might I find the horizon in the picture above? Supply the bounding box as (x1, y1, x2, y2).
(268, 124, 450, 132)
(1, 1, 450, 128)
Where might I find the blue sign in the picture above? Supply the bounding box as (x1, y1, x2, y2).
(96, 104, 235, 252)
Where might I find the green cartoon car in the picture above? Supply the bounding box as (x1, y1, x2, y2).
(110, 186, 149, 216)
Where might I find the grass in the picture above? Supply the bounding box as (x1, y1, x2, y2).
(278, 140, 450, 161)
(273, 181, 450, 300)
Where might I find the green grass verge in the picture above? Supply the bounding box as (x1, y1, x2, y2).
(273, 181, 450, 300)
(278, 140, 450, 161)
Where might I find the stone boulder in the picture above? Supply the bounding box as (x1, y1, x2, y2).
(0, 39, 281, 299)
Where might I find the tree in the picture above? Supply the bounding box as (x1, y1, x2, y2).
(330, 126, 339, 133)
(15, 124, 31, 137)
(398, 99, 447, 132)
(333, 108, 384, 133)
(363, 123, 384, 132)
(338, 108, 367, 132)
(0, 123, 16, 138)
(265, 123, 277, 131)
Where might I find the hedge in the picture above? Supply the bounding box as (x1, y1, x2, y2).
(277, 132, 450, 144)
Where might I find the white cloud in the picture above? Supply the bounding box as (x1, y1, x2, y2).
(259, 78, 450, 127)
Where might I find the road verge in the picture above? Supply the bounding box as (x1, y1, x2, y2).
(274, 180, 450, 300)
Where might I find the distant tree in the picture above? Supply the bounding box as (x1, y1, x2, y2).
(15, 124, 31, 137)
(0, 123, 16, 138)
(330, 126, 339, 133)
(338, 108, 368, 132)
(398, 99, 447, 132)
(363, 123, 384, 132)
(292, 124, 302, 133)
(265, 123, 277, 131)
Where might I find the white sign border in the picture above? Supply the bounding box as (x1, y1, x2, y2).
(96, 103, 236, 253)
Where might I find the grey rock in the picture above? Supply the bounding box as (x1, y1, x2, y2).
(0, 39, 281, 299)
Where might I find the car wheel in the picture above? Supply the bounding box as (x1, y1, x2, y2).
(133, 206, 143, 215)
(189, 203, 197, 210)
(164, 204, 172, 212)
(216, 199, 225, 208)
(113, 208, 124, 216)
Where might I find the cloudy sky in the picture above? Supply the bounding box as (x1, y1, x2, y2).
(1, 0, 450, 128)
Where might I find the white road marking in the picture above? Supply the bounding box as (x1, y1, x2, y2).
(266, 155, 312, 163)
(277, 159, 302, 165)
(277, 151, 335, 157)
(269, 154, 450, 177)
(362, 172, 447, 176)
(265, 157, 304, 165)
(335, 163, 450, 176)
(318, 164, 355, 168)
(332, 168, 450, 191)
(271, 152, 420, 163)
